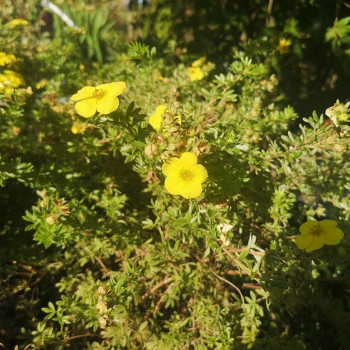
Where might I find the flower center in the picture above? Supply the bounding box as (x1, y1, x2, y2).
(179, 169, 194, 182)
(92, 89, 106, 100)
(309, 223, 323, 236)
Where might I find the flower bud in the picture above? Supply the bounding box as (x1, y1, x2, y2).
(144, 144, 158, 158)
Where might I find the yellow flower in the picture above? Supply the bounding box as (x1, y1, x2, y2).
(295, 220, 344, 253)
(7, 18, 29, 29)
(79, 64, 85, 71)
(0, 82, 13, 96)
(0, 70, 25, 95)
(188, 67, 204, 81)
(0, 52, 17, 66)
(71, 82, 126, 118)
(149, 105, 167, 131)
(3, 70, 25, 86)
(191, 56, 206, 67)
(276, 39, 291, 55)
(71, 121, 87, 134)
(35, 79, 47, 89)
(162, 152, 208, 199)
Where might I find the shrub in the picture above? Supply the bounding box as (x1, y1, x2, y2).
(0, 1, 349, 349)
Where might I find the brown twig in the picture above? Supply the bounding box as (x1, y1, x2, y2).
(94, 256, 111, 276)
(221, 269, 249, 276)
(266, 0, 274, 26)
(140, 276, 156, 300)
(212, 272, 245, 306)
(141, 276, 172, 300)
(153, 282, 175, 316)
(63, 333, 100, 343)
(242, 283, 262, 290)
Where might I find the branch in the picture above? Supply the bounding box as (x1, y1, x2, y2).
(212, 272, 245, 306)
(63, 333, 100, 343)
(242, 283, 262, 290)
(141, 276, 172, 300)
(266, 0, 274, 26)
(94, 256, 111, 276)
(153, 282, 175, 316)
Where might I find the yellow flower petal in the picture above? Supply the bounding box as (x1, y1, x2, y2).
(295, 234, 313, 250)
(8, 19, 28, 29)
(193, 164, 208, 183)
(188, 67, 204, 81)
(305, 236, 324, 253)
(299, 221, 318, 235)
(0, 52, 16, 66)
(162, 152, 208, 199)
(276, 39, 291, 55)
(75, 98, 97, 118)
(319, 220, 338, 230)
(149, 105, 167, 131)
(320, 227, 344, 245)
(71, 121, 87, 134)
(180, 152, 197, 166)
(155, 105, 167, 115)
(71, 86, 95, 101)
(149, 112, 163, 131)
(179, 182, 203, 199)
(3, 70, 25, 87)
(96, 95, 119, 115)
(97, 82, 126, 96)
(162, 158, 181, 176)
(164, 176, 183, 195)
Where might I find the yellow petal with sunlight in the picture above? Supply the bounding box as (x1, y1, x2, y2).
(180, 182, 203, 199)
(75, 98, 97, 118)
(188, 67, 204, 81)
(71, 86, 95, 101)
(193, 164, 208, 183)
(155, 105, 167, 115)
(98, 82, 126, 96)
(164, 176, 182, 195)
(149, 112, 163, 131)
(180, 152, 197, 166)
(96, 95, 119, 115)
(162, 157, 181, 176)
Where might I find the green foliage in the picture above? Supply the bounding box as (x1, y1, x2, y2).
(0, 1, 350, 349)
(51, 2, 115, 63)
(326, 17, 350, 48)
(128, 41, 157, 62)
(132, 0, 350, 116)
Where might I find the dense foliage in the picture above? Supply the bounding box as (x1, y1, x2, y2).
(1, 0, 349, 349)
